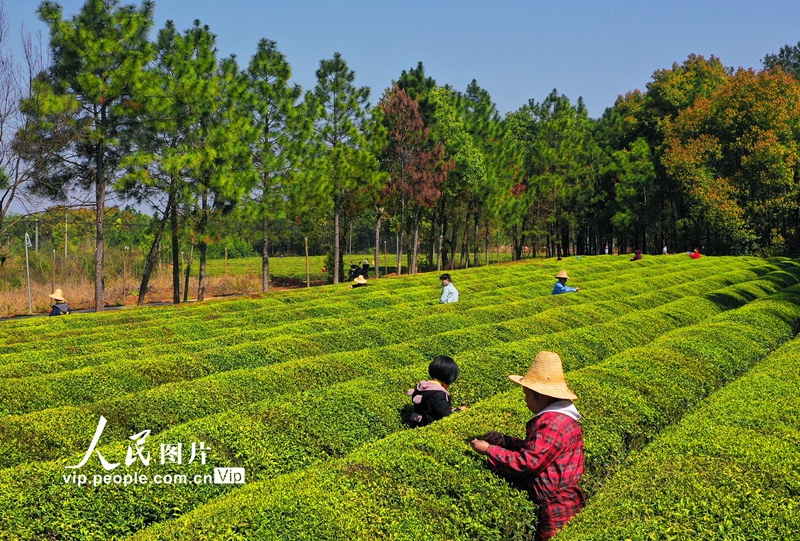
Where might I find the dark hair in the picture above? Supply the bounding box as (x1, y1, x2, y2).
(429, 355, 459, 385)
(439, 273, 451, 282)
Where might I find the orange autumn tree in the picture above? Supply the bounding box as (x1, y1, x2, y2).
(662, 68, 800, 254)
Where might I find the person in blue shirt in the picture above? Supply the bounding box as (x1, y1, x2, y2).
(552, 270, 580, 295)
(439, 273, 459, 303)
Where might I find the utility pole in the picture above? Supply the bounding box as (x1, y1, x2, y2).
(24, 233, 33, 314)
(122, 246, 129, 306)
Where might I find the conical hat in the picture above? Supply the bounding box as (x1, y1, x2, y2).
(555, 270, 570, 279)
(353, 275, 367, 284)
(509, 351, 577, 400)
(48, 288, 66, 302)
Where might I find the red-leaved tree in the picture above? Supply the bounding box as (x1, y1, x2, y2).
(381, 86, 453, 274)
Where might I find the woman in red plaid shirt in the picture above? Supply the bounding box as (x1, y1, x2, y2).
(471, 351, 585, 541)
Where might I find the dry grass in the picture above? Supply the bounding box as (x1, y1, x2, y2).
(0, 268, 269, 318)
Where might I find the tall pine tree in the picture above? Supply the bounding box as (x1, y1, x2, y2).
(24, 0, 154, 311)
(307, 52, 373, 283)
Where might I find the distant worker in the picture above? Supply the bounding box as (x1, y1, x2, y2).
(552, 270, 580, 295)
(439, 273, 459, 303)
(689, 248, 702, 260)
(630, 249, 642, 261)
(350, 275, 368, 289)
(604, 243, 609, 255)
(662, 245, 668, 255)
(48, 289, 71, 316)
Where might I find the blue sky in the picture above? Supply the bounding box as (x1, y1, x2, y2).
(4, 0, 800, 118)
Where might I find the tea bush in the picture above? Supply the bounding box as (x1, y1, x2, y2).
(124, 286, 800, 540)
(1, 267, 798, 539)
(557, 336, 800, 540)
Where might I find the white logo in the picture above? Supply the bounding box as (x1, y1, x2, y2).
(214, 467, 245, 484)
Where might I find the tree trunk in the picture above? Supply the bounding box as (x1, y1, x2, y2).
(437, 218, 445, 271)
(512, 224, 523, 261)
(397, 193, 406, 276)
(94, 139, 106, 312)
(261, 218, 270, 292)
(374, 209, 382, 279)
(171, 203, 180, 304)
(427, 209, 436, 272)
(473, 213, 479, 267)
(561, 224, 570, 258)
(411, 204, 421, 274)
(448, 209, 459, 270)
(333, 193, 341, 284)
(197, 191, 209, 301)
(183, 237, 194, 303)
(485, 222, 490, 266)
(460, 212, 470, 269)
(437, 194, 447, 271)
(138, 188, 174, 305)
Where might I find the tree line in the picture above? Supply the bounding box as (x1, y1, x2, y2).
(3, 0, 800, 311)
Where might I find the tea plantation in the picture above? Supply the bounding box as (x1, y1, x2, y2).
(0, 255, 798, 540)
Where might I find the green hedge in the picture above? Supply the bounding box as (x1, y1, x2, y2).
(121, 286, 800, 541)
(0, 264, 773, 458)
(557, 336, 800, 540)
(0, 258, 654, 363)
(0, 270, 796, 539)
(0, 260, 756, 415)
(0, 255, 752, 349)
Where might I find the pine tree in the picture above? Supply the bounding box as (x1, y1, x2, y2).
(22, 0, 154, 311)
(307, 52, 373, 283)
(246, 38, 306, 292)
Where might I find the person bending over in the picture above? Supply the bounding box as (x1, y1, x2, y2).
(471, 351, 584, 540)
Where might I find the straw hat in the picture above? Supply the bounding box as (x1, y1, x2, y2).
(48, 289, 66, 302)
(509, 351, 578, 400)
(353, 275, 367, 284)
(555, 270, 570, 280)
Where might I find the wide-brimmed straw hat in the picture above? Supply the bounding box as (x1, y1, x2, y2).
(555, 270, 570, 280)
(48, 289, 66, 302)
(353, 275, 367, 284)
(509, 351, 578, 400)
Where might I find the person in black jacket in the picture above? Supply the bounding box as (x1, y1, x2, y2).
(48, 289, 71, 316)
(406, 356, 464, 427)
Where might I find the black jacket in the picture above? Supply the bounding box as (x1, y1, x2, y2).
(407, 380, 452, 427)
(49, 302, 71, 316)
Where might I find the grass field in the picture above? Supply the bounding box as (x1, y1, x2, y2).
(0, 254, 798, 540)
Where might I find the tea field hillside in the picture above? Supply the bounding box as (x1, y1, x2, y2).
(0, 255, 798, 540)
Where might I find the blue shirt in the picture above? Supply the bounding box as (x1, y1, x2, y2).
(440, 282, 459, 303)
(552, 281, 577, 295)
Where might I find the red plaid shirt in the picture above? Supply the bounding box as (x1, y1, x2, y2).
(486, 410, 585, 540)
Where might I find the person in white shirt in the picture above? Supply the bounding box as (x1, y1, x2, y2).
(439, 273, 459, 303)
